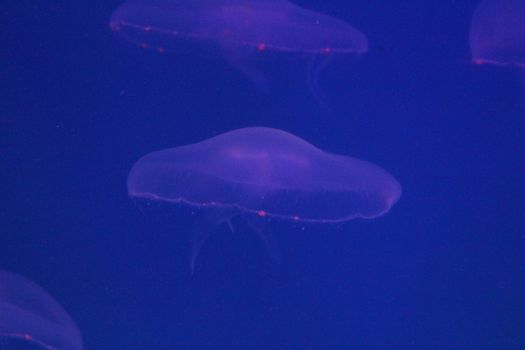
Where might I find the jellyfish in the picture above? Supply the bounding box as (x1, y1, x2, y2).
(110, 0, 368, 101)
(128, 127, 401, 271)
(470, 0, 525, 68)
(0, 270, 83, 350)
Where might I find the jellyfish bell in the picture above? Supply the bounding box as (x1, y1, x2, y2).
(469, 0, 525, 68)
(0, 270, 83, 350)
(128, 127, 401, 272)
(110, 0, 368, 100)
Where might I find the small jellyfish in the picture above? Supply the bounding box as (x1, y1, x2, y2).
(470, 0, 525, 68)
(128, 127, 401, 271)
(110, 0, 368, 100)
(0, 270, 83, 350)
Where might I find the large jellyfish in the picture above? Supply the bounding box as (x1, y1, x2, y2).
(0, 270, 83, 350)
(110, 0, 368, 99)
(128, 127, 401, 271)
(469, 0, 525, 68)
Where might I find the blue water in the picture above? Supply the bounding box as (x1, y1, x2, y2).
(1, 1, 524, 349)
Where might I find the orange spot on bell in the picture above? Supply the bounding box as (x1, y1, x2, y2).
(257, 210, 267, 217)
(144, 26, 152, 32)
(257, 43, 266, 52)
(157, 47, 166, 53)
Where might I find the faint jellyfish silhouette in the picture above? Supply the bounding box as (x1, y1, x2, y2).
(127, 127, 401, 272)
(110, 0, 368, 101)
(0, 270, 83, 350)
(470, 0, 525, 68)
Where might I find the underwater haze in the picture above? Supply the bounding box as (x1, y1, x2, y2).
(1, 0, 524, 349)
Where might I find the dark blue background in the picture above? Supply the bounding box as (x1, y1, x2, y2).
(1, 0, 524, 349)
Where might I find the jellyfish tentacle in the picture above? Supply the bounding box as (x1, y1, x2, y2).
(306, 53, 334, 109)
(226, 218, 235, 234)
(222, 45, 269, 92)
(244, 216, 282, 264)
(189, 208, 238, 274)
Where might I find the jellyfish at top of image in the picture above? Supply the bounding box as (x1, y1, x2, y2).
(0, 270, 83, 350)
(470, 0, 525, 68)
(110, 0, 368, 100)
(127, 127, 401, 272)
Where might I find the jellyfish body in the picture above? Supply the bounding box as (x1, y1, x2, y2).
(128, 127, 401, 271)
(0, 270, 83, 350)
(110, 0, 368, 96)
(470, 0, 525, 68)
(110, 0, 368, 54)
